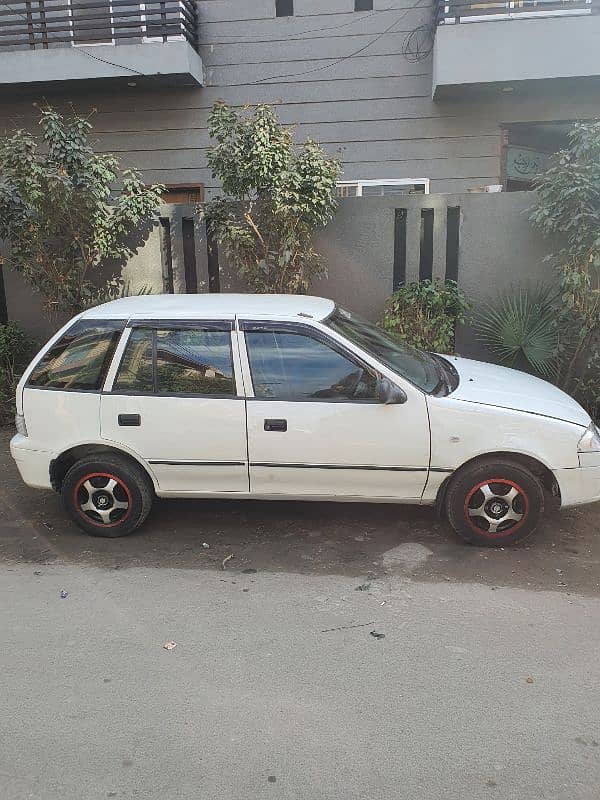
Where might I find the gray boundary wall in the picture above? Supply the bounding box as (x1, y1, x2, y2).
(3, 192, 555, 360)
(221, 191, 555, 355)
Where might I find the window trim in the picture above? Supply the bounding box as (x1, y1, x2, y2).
(25, 318, 126, 394)
(126, 318, 234, 330)
(109, 323, 240, 399)
(239, 319, 381, 404)
(337, 178, 430, 197)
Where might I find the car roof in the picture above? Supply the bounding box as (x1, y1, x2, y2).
(79, 293, 336, 322)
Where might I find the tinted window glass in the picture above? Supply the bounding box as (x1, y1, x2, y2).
(156, 329, 234, 395)
(28, 320, 124, 391)
(245, 330, 376, 400)
(326, 307, 441, 393)
(113, 327, 235, 396)
(113, 328, 154, 393)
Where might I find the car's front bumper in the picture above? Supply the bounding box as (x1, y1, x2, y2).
(10, 434, 52, 490)
(554, 463, 600, 509)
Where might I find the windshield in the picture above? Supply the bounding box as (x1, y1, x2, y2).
(325, 306, 441, 393)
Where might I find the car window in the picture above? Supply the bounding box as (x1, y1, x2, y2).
(245, 330, 377, 401)
(326, 307, 441, 393)
(27, 320, 124, 391)
(113, 327, 235, 396)
(113, 328, 154, 393)
(156, 329, 234, 395)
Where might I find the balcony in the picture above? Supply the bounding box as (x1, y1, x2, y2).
(0, 0, 203, 90)
(433, 0, 600, 97)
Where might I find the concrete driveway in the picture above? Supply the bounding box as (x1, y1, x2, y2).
(1, 429, 600, 800)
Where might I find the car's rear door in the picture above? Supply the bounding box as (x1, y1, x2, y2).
(101, 318, 248, 494)
(239, 320, 430, 501)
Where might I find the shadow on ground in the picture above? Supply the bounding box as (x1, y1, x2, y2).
(2, 430, 599, 594)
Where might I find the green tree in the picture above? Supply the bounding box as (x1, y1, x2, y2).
(201, 102, 340, 294)
(0, 107, 163, 318)
(530, 120, 600, 412)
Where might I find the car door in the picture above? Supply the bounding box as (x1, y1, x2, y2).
(101, 320, 248, 494)
(240, 320, 431, 501)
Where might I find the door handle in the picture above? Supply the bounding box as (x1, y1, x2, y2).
(264, 418, 287, 432)
(118, 414, 141, 427)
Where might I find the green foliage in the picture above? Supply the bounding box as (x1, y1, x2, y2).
(201, 102, 340, 294)
(0, 107, 164, 318)
(0, 322, 34, 424)
(530, 120, 600, 419)
(474, 285, 558, 377)
(381, 280, 470, 354)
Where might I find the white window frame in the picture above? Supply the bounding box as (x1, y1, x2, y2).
(336, 178, 430, 197)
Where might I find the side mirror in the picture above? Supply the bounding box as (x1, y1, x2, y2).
(376, 376, 408, 405)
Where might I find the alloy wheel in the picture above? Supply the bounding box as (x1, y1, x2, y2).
(74, 473, 132, 527)
(464, 479, 528, 536)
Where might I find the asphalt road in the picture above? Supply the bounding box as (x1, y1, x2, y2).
(2, 430, 600, 800)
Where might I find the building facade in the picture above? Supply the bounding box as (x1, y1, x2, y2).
(1, 0, 599, 192)
(0, 0, 599, 335)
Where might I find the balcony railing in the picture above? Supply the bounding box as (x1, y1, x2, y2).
(0, 0, 198, 52)
(437, 0, 596, 22)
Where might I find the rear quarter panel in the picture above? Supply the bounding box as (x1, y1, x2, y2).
(22, 388, 102, 453)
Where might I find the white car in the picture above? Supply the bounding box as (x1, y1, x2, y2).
(10, 294, 600, 547)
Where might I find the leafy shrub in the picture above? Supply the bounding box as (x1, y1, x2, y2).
(0, 107, 163, 319)
(474, 285, 558, 377)
(572, 345, 600, 423)
(381, 280, 470, 354)
(201, 102, 340, 294)
(0, 322, 34, 425)
(530, 120, 600, 421)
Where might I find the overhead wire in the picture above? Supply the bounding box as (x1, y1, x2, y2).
(253, 0, 433, 85)
(198, 5, 400, 44)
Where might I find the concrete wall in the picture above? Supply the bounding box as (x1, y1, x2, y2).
(2, 203, 210, 342)
(0, 1, 599, 195)
(4, 192, 554, 355)
(203, 190, 556, 358)
(1, 188, 558, 373)
(314, 192, 555, 355)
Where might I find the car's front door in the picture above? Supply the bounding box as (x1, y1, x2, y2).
(240, 321, 430, 501)
(101, 320, 248, 494)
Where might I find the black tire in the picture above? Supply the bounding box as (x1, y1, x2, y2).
(445, 459, 544, 547)
(62, 454, 153, 537)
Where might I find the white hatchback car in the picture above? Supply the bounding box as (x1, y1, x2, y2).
(10, 294, 600, 546)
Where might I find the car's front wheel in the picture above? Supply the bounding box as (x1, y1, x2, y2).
(445, 459, 544, 547)
(62, 454, 153, 537)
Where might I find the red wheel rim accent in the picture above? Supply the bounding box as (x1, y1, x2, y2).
(73, 472, 133, 528)
(463, 478, 529, 538)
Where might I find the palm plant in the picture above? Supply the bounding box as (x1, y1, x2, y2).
(474, 285, 558, 377)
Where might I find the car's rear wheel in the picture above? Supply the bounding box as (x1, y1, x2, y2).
(62, 454, 153, 537)
(445, 459, 544, 547)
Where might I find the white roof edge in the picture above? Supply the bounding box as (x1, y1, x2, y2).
(79, 293, 336, 322)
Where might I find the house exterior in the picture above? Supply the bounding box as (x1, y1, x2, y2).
(0, 0, 599, 335)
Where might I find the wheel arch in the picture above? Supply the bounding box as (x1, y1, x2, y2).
(50, 443, 158, 493)
(435, 451, 558, 517)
